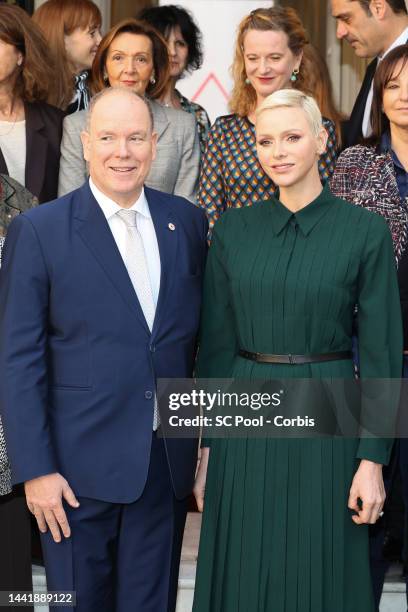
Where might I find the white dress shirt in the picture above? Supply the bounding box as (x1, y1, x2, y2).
(362, 26, 408, 137)
(89, 179, 161, 307)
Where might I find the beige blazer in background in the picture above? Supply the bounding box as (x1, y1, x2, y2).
(58, 99, 200, 202)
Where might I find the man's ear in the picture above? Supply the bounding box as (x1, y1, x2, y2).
(370, 0, 387, 21)
(150, 131, 158, 162)
(80, 131, 91, 163)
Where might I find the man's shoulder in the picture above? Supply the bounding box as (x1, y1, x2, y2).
(21, 187, 83, 225)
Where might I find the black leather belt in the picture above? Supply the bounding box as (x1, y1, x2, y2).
(239, 349, 352, 365)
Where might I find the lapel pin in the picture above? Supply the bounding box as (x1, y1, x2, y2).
(168, 223, 176, 231)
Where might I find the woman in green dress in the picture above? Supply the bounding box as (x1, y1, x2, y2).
(192, 89, 402, 612)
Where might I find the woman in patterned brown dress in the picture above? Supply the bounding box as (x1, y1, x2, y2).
(197, 7, 339, 233)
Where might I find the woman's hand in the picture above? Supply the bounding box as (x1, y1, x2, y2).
(348, 459, 385, 524)
(193, 447, 210, 512)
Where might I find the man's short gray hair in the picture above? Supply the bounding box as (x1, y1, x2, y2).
(85, 87, 155, 133)
(256, 89, 323, 137)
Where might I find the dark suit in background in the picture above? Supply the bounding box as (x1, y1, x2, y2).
(0, 102, 63, 203)
(341, 59, 377, 149)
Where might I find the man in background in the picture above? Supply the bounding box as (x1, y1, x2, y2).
(331, 0, 408, 147)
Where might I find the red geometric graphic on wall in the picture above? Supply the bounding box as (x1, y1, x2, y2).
(192, 72, 230, 103)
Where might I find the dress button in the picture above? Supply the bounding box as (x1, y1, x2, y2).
(145, 391, 153, 399)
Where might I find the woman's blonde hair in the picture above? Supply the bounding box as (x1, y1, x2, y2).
(230, 7, 308, 117)
(256, 89, 323, 137)
(33, 0, 101, 110)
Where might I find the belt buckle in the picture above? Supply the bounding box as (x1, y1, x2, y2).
(255, 352, 262, 362)
(288, 354, 294, 365)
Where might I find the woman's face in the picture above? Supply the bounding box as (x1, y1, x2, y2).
(382, 59, 408, 130)
(64, 23, 102, 73)
(105, 32, 154, 96)
(243, 29, 301, 102)
(256, 106, 326, 190)
(167, 26, 189, 79)
(0, 39, 22, 89)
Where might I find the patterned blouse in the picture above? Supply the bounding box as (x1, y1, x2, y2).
(330, 144, 408, 264)
(198, 113, 338, 231)
(176, 89, 211, 156)
(330, 144, 408, 349)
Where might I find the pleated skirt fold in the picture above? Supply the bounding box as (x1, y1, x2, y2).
(193, 438, 375, 612)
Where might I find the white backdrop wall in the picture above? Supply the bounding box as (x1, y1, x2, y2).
(160, 0, 274, 123)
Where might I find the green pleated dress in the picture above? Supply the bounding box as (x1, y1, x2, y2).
(192, 184, 403, 612)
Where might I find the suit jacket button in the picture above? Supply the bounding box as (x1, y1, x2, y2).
(149, 344, 155, 353)
(145, 391, 153, 399)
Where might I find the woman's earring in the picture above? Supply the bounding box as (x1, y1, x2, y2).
(150, 73, 156, 85)
(17, 58, 23, 67)
(245, 77, 250, 85)
(290, 68, 299, 83)
(103, 71, 109, 82)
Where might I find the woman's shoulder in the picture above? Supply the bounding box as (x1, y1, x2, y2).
(27, 100, 64, 119)
(212, 198, 269, 235)
(0, 174, 38, 211)
(154, 101, 196, 129)
(177, 92, 208, 117)
(63, 108, 87, 131)
(329, 187, 390, 230)
(212, 113, 242, 130)
(337, 143, 382, 164)
(25, 101, 64, 130)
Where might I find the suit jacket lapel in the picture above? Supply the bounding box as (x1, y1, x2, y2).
(0, 149, 7, 175)
(145, 187, 178, 336)
(74, 183, 151, 333)
(346, 58, 377, 147)
(150, 100, 170, 141)
(24, 103, 47, 199)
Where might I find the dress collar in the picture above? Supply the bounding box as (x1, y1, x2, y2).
(268, 182, 333, 236)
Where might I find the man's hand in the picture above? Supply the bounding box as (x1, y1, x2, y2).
(24, 473, 79, 542)
(348, 459, 385, 525)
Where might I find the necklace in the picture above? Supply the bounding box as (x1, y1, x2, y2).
(161, 89, 181, 110)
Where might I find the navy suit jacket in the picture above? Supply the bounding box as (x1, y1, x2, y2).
(0, 183, 208, 503)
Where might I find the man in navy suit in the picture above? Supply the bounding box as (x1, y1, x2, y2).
(0, 87, 207, 611)
(331, 0, 408, 148)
